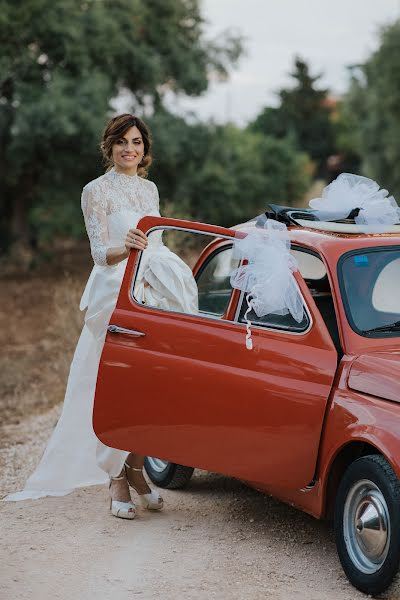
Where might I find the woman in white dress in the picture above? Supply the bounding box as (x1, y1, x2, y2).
(5, 114, 198, 519)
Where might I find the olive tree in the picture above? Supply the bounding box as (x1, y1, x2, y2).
(0, 0, 242, 256)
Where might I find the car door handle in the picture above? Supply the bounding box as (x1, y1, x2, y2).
(107, 325, 146, 337)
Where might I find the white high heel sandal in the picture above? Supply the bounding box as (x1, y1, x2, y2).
(109, 475, 137, 520)
(124, 462, 164, 511)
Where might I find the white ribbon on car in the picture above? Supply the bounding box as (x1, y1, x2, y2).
(230, 217, 303, 350)
(309, 173, 400, 232)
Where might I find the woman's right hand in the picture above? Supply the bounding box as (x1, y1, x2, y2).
(124, 228, 148, 254)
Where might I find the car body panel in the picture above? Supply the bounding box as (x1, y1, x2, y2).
(316, 358, 400, 512)
(93, 217, 338, 489)
(245, 358, 400, 519)
(348, 351, 400, 403)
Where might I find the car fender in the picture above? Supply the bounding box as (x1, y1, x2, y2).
(317, 360, 400, 517)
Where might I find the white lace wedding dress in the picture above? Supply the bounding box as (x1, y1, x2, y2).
(5, 168, 198, 501)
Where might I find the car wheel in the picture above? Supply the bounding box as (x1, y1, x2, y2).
(144, 457, 194, 489)
(334, 454, 400, 595)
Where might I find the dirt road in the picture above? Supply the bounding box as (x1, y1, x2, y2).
(1, 408, 400, 600)
(2, 235, 400, 600)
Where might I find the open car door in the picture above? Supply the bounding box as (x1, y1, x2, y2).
(93, 216, 337, 489)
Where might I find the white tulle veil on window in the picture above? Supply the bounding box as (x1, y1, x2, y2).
(230, 216, 303, 350)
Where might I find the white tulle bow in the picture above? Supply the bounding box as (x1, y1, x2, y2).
(230, 218, 303, 350)
(309, 173, 400, 231)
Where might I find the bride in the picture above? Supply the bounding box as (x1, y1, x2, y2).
(5, 114, 198, 519)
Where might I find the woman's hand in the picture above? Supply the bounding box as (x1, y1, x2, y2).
(125, 228, 148, 253)
(105, 230, 148, 266)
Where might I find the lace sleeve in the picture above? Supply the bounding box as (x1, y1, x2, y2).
(152, 181, 160, 213)
(81, 183, 109, 266)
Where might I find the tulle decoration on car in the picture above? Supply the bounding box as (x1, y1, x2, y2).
(309, 173, 400, 232)
(230, 217, 303, 350)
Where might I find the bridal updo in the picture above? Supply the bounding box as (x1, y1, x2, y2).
(100, 113, 153, 177)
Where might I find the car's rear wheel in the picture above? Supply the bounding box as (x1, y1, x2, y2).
(334, 454, 400, 595)
(144, 457, 194, 489)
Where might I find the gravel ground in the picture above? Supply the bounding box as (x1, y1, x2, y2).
(2, 408, 400, 600)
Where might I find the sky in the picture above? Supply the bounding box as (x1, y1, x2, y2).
(165, 0, 400, 126)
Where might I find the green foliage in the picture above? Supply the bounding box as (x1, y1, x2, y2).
(334, 99, 359, 155)
(249, 58, 336, 176)
(0, 0, 311, 254)
(0, 0, 242, 254)
(148, 110, 311, 227)
(342, 20, 400, 200)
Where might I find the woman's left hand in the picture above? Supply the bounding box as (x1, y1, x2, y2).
(125, 228, 148, 253)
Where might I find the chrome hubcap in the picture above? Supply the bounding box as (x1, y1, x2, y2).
(343, 479, 390, 574)
(146, 457, 169, 473)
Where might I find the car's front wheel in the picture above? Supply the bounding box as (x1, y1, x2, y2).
(334, 454, 400, 595)
(144, 457, 194, 489)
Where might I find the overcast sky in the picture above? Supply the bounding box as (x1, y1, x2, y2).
(166, 0, 400, 125)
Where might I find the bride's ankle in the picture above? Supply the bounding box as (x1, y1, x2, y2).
(125, 453, 144, 470)
(109, 476, 132, 503)
(124, 463, 151, 495)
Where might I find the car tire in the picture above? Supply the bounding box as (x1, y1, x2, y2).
(334, 454, 400, 595)
(144, 457, 194, 489)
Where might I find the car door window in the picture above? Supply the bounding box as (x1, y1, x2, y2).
(196, 245, 239, 317)
(131, 227, 237, 320)
(291, 248, 327, 282)
(237, 295, 310, 332)
(235, 247, 315, 333)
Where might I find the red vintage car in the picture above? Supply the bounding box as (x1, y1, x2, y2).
(93, 207, 400, 596)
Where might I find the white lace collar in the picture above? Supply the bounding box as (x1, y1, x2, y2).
(107, 167, 139, 182)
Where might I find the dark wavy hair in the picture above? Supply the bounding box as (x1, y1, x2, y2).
(100, 113, 152, 177)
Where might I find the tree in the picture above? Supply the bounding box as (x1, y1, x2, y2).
(0, 0, 242, 258)
(249, 57, 336, 176)
(148, 109, 311, 227)
(342, 20, 400, 201)
(326, 98, 361, 183)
